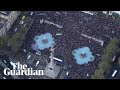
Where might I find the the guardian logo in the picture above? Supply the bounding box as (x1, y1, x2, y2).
(3, 62, 44, 76)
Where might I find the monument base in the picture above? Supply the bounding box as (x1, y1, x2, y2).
(44, 64, 61, 79)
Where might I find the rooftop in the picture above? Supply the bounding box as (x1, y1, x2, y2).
(0, 17, 7, 30)
(0, 11, 11, 16)
(0, 23, 4, 30)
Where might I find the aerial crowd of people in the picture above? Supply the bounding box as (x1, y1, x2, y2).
(22, 11, 120, 79)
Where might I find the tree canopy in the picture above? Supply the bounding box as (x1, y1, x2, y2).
(118, 57, 120, 66)
(91, 38, 120, 79)
(0, 35, 9, 50)
(8, 27, 28, 53)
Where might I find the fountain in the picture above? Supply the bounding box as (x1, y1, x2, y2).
(72, 47, 94, 65)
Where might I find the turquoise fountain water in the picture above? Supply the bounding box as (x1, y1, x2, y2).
(33, 33, 55, 50)
(72, 47, 94, 65)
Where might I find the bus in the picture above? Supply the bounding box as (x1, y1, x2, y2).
(112, 55, 116, 62)
(56, 33, 62, 36)
(112, 70, 117, 77)
(54, 57, 64, 67)
(35, 61, 40, 67)
(19, 20, 24, 25)
(22, 16, 25, 20)
(54, 57, 63, 62)
(14, 28, 18, 32)
(27, 55, 31, 60)
(82, 11, 94, 15)
(30, 12, 33, 16)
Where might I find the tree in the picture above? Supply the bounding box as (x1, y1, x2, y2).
(24, 17, 32, 24)
(0, 35, 9, 50)
(8, 27, 28, 53)
(91, 69, 104, 79)
(91, 38, 120, 79)
(118, 58, 120, 66)
(7, 15, 32, 54)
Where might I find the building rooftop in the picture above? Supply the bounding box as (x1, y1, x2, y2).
(0, 17, 7, 30)
(0, 23, 4, 30)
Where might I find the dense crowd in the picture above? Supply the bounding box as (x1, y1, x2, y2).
(22, 11, 120, 79)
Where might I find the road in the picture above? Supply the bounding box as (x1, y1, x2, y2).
(7, 11, 34, 35)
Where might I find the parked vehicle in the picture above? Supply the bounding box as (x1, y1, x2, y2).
(30, 12, 33, 16)
(14, 28, 18, 32)
(112, 70, 117, 77)
(27, 55, 31, 60)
